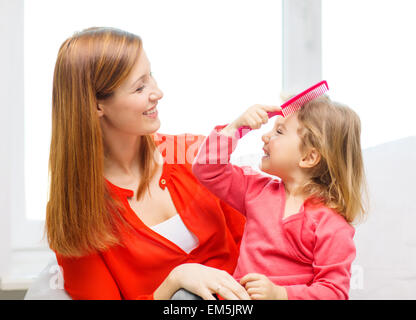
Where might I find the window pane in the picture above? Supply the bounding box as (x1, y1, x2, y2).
(24, 0, 282, 219)
(322, 0, 416, 149)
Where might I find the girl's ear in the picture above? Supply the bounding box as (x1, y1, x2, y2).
(299, 148, 321, 169)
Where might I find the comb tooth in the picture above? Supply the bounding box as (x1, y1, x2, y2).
(318, 85, 327, 94)
(282, 107, 289, 117)
(301, 95, 308, 103)
(281, 83, 329, 117)
(283, 104, 296, 117)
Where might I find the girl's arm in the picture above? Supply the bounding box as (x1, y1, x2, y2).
(192, 104, 281, 215)
(192, 124, 252, 215)
(283, 213, 356, 300)
(240, 212, 356, 300)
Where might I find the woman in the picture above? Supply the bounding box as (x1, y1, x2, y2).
(46, 27, 249, 300)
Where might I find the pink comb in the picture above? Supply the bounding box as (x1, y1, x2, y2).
(237, 80, 329, 138)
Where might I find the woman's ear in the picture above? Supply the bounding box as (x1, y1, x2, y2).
(299, 148, 321, 169)
(96, 103, 105, 118)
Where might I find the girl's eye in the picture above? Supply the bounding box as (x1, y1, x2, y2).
(276, 130, 282, 134)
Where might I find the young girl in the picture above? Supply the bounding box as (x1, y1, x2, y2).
(192, 95, 368, 300)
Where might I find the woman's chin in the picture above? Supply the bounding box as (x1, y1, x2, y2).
(144, 118, 161, 134)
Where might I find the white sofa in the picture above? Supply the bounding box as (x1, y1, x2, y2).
(25, 136, 416, 300)
(24, 256, 71, 300)
(349, 136, 416, 299)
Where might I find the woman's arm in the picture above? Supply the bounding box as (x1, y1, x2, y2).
(155, 263, 251, 300)
(56, 253, 123, 299)
(58, 253, 249, 300)
(153, 268, 181, 300)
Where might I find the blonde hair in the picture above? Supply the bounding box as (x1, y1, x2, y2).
(46, 27, 158, 257)
(296, 96, 369, 224)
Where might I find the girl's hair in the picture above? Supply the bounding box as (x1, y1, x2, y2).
(46, 27, 158, 257)
(296, 95, 369, 224)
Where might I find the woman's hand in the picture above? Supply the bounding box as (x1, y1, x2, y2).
(220, 104, 282, 137)
(169, 263, 251, 300)
(240, 273, 288, 300)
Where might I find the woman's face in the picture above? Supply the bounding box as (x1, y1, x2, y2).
(97, 50, 164, 136)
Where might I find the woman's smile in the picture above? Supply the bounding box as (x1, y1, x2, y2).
(143, 105, 158, 118)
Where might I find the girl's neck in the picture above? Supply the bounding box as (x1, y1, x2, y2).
(282, 175, 308, 201)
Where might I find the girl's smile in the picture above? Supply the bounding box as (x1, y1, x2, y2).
(262, 147, 270, 158)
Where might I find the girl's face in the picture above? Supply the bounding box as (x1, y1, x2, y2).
(260, 114, 304, 178)
(97, 50, 164, 135)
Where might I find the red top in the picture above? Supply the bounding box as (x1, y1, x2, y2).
(56, 132, 246, 300)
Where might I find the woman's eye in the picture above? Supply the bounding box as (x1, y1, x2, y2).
(276, 130, 282, 134)
(136, 85, 145, 92)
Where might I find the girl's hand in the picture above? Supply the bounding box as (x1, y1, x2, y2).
(170, 263, 251, 300)
(221, 104, 281, 137)
(240, 273, 288, 300)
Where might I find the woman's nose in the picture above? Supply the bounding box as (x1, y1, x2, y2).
(150, 86, 163, 101)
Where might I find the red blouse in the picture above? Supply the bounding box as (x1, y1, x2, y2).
(55, 132, 246, 300)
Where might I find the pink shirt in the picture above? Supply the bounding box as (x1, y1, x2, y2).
(192, 125, 356, 300)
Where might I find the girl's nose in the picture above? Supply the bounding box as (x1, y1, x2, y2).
(262, 132, 270, 144)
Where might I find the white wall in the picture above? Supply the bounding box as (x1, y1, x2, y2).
(0, 0, 24, 280)
(322, 0, 416, 149)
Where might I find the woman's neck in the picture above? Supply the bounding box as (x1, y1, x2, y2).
(102, 127, 142, 178)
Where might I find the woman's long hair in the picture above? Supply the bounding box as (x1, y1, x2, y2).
(296, 96, 369, 224)
(46, 27, 158, 257)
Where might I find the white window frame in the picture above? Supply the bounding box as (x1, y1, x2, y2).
(0, 0, 53, 291)
(282, 0, 322, 96)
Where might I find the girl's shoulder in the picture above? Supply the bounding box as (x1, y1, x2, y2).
(304, 202, 355, 234)
(282, 202, 355, 264)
